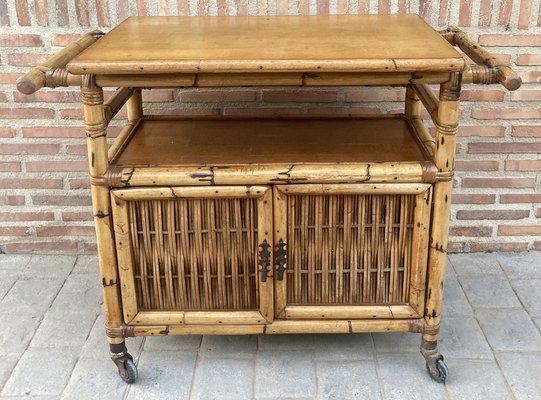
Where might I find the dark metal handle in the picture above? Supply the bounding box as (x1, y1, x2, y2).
(258, 239, 271, 283)
(276, 239, 287, 281)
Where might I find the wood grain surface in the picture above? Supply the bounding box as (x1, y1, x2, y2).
(68, 15, 464, 74)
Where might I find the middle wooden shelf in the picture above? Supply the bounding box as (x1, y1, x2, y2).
(105, 115, 439, 187)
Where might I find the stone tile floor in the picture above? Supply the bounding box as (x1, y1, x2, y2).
(0, 252, 540, 399)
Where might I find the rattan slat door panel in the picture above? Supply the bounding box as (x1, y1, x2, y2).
(273, 184, 432, 319)
(111, 186, 273, 325)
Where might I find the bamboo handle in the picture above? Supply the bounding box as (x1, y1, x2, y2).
(439, 26, 521, 91)
(16, 30, 104, 94)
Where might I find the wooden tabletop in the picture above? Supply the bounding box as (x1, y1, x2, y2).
(67, 15, 464, 75)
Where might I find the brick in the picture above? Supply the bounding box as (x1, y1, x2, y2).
(0, 212, 55, 222)
(181, 90, 257, 103)
(56, 0, 69, 26)
(0, 108, 54, 119)
(0, 143, 59, 155)
(505, 159, 541, 171)
(26, 160, 87, 172)
(474, 242, 530, 252)
(35, 0, 48, 26)
(264, 90, 337, 103)
(518, 0, 534, 29)
(0, 34, 42, 47)
(345, 88, 405, 102)
(498, 225, 541, 236)
(534, 241, 541, 250)
(0, 162, 21, 172)
(4, 241, 79, 253)
(51, 34, 81, 46)
(479, 34, 541, 46)
(536, 208, 541, 218)
(62, 211, 93, 222)
(458, 0, 473, 26)
(458, 126, 505, 137)
(517, 71, 541, 83)
(462, 177, 535, 189)
(460, 90, 504, 102)
(0, 92, 7, 102)
(15, 0, 31, 25)
(32, 195, 92, 206)
(142, 90, 174, 102)
(0, 227, 30, 236)
(0, 179, 63, 189)
(516, 54, 541, 65)
(501, 194, 541, 203)
(469, 142, 541, 154)
(14, 90, 81, 103)
(471, 108, 541, 120)
(8, 53, 53, 66)
(59, 108, 83, 119)
(455, 160, 499, 171)
(511, 90, 541, 101)
(0, 127, 15, 138)
(447, 241, 466, 253)
(81, 242, 97, 252)
(512, 126, 541, 137)
(452, 194, 496, 204)
(66, 144, 87, 155)
(96, 0, 111, 26)
(449, 226, 492, 237)
(224, 107, 304, 117)
(69, 178, 90, 189)
(457, 209, 530, 220)
(0, 196, 25, 206)
(75, 0, 90, 26)
(0, 1, 8, 25)
(0, 73, 23, 84)
(306, 107, 382, 116)
(497, 0, 513, 25)
(21, 126, 83, 138)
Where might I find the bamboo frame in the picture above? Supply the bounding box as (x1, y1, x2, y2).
(104, 162, 441, 187)
(94, 71, 453, 88)
(82, 75, 124, 345)
(123, 318, 425, 336)
(423, 73, 460, 345)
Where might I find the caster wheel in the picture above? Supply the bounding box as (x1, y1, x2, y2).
(426, 358, 448, 383)
(118, 358, 138, 384)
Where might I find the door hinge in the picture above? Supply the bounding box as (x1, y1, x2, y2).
(258, 239, 271, 282)
(276, 239, 287, 281)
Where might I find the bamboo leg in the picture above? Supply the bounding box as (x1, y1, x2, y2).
(405, 85, 421, 119)
(421, 72, 460, 383)
(127, 89, 143, 122)
(82, 76, 137, 383)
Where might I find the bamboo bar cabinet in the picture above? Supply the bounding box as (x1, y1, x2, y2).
(18, 15, 521, 383)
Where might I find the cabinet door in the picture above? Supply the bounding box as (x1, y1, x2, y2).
(111, 186, 273, 325)
(273, 183, 432, 320)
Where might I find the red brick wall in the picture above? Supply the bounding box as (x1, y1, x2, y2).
(0, 1, 540, 253)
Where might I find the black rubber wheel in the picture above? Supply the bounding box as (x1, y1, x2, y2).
(119, 358, 138, 384)
(426, 358, 448, 383)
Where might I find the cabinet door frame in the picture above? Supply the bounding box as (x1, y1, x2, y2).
(273, 183, 432, 320)
(111, 185, 273, 325)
